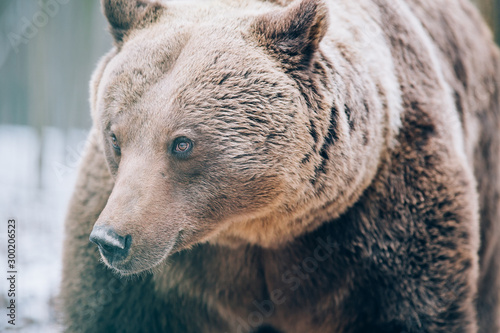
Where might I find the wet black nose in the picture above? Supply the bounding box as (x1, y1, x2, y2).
(89, 226, 132, 263)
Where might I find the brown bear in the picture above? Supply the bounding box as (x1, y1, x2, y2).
(60, 0, 500, 332)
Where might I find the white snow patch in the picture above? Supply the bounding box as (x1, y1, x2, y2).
(0, 125, 88, 332)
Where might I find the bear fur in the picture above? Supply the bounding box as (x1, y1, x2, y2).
(60, 0, 500, 332)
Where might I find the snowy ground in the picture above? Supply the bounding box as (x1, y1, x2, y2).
(0, 125, 89, 332)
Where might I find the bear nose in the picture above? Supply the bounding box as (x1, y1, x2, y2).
(89, 226, 131, 263)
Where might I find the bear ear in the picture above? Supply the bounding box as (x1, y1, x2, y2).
(101, 0, 165, 45)
(251, 0, 329, 68)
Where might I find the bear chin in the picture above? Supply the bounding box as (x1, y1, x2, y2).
(101, 251, 167, 276)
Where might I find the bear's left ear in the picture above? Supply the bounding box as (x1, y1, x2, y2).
(102, 0, 165, 45)
(251, 0, 329, 68)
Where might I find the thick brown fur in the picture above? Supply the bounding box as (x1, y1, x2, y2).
(60, 0, 500, 332)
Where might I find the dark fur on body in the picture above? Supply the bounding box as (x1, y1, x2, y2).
(60, 0, 500, 332)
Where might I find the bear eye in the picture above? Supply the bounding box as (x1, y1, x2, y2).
(172, 137, 193, 156)
(110, 133, 120, 152)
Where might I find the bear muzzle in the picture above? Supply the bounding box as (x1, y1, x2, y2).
(90, 226, 132, 264)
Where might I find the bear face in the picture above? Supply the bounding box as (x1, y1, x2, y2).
(90, 0, 390, 275)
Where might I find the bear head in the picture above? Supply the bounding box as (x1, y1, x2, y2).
(89, 0, 388, 275)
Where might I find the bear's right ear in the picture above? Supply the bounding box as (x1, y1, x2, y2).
(251, 0, 329, 69)
(101, 0, 165, 45)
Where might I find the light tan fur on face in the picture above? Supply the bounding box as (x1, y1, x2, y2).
(213, 0, 405, 247)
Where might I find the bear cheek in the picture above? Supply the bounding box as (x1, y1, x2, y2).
(198, 173, 284, 223)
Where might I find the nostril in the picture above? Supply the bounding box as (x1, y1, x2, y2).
(99, 241, 120, 254)
(89, 226, 132, 262)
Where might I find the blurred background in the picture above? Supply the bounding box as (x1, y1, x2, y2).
(0, 0, 498, 332)
(0, 1, 111, 332)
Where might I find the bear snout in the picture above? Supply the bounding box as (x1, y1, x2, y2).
(89, 226, 132, 264)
